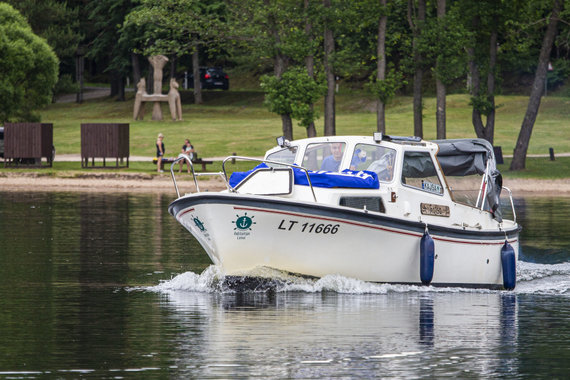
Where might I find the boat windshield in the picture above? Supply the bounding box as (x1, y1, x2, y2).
(266, 146, 298, 167)
(351, 144, 396, 182)
(302, 142, 346, 172)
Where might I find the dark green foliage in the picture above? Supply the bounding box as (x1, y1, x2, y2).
(5, 0, 81, 60)
(261, 67, 326, 128)
(366, 67, 405, 104)
(124, 0, 227, 59)
(469, 95, 500, 116)
(0, 3, 59, 122)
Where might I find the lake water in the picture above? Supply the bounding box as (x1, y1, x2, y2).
(0, 191, 568, 379)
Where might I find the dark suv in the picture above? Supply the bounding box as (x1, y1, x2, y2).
(189, 67, 229, 90)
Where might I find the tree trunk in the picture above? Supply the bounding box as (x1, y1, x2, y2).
(510, 0, 561, 171)
(276, 50, 293, 140)
(435, 0, 446, 139)
(147, 66, 153, 94)
(470, 16, 497, 144)
(376, 0, 387, 133)
(281, 114, 293, 141)
(170, 56, 176, 80)
(192, 47, 202, 104)
(305, 0, 317, 138)
(116, 75, 125, 101)
(268, 1, 293, 141)
(75, 54, 84, 104)
(131, 53, 141, 90)
(408, 0, 426, 138)
(484, 23, 498, 144)
(323, 0, 335, 136)
(110, 72, 119, 97)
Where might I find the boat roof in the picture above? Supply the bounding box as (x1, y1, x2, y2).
(432, 138, 496, 176)
(267, 134, 498, 177)
(266, 135, 438, 154)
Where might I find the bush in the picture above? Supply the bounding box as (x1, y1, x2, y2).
(53, 74, 79, 96)
(0, 3, 59, 122)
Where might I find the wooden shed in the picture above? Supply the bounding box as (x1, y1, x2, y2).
(3, 123, 54, 168)
(81, 123, 129, 168)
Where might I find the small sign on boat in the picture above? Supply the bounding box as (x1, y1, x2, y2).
(420, 203, 450, 217)
(421, 181, 442, 194)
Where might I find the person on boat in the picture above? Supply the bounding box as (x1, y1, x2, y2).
(321, 143, 344, 172)
(367, 150, 395, 181)
(350, 149, 367, 170)
(156, 133, 165, 173)
(178, 138, 195, 173)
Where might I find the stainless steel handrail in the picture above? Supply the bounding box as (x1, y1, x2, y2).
(169, 154, 225, 198)
(502, 186, 516, 224)
(169, 154, 318, 202)
(221, 156, 318, 202)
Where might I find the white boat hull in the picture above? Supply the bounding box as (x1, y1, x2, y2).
(170, 193, 520, 289)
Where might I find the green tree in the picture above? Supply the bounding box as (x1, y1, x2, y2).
(6, 0, 81, 61)
(511, 0, 563, 170)
(6, 0, 82, 96)
(228, 0, 317, 139)
(85, 0, 137, 101)
(461, 0, 522, 145)
(0, 3, 59, 122)
(364, 0, 407, 133)
(407, 0, 427, 138)
(261, 66, 326, 130)
(125, 0, 227, 104)
(426, 1, 470, 139)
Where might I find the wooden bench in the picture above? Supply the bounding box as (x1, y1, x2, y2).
(153, 154, 213, 172)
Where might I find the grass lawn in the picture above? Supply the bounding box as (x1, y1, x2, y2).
(3, 89, 570, 179)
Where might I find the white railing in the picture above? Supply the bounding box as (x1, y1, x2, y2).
(169, 154, 318, 202)
(502, 186, 516, 224)
(169, 154, 225, 197)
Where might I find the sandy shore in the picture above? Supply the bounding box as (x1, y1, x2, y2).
(0, 172, 227, 194)
(1, 171, 570, 196)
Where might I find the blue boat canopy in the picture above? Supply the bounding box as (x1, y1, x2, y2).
(229, 163, 379, 189)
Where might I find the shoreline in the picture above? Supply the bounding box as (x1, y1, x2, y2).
(2, 172, 570, 196)
(0, 172, 227, 194)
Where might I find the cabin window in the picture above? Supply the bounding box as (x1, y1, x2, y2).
(266, 146, 298, 166)
(401, 151, 443, 195)
(339, 197, 385, 213)
(352, 144, 396, 182)
(302, 142, 346, 172)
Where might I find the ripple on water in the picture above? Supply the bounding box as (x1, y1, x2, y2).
(143, 260, 569, 296)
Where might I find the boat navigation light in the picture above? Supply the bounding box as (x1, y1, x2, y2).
(373, 132, 383, 143)
(276, 136, 291, 148)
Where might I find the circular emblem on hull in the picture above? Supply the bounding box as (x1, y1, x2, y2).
(233, 212, 255, 231)
(193, 217, 205, 231)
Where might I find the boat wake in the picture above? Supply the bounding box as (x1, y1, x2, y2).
(147, 261, 569, 295)
(516, 261, 570, 295)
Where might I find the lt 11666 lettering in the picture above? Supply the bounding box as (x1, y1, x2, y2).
(278, 219, 339, 234)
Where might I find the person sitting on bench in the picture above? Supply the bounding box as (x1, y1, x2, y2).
(178, 138, 195, 173)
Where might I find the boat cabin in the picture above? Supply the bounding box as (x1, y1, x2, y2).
(227, 134, 508, 228)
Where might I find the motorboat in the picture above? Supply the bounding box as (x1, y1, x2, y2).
(168, 134, 520, 290)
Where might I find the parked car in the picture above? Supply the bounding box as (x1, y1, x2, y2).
(188, 67, 229, 90)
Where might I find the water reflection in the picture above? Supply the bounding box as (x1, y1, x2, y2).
(0, 191, 568, 378)
(514, 197, 570, 263)
(419, 295, 434, 346)
(156, 290, 519, 378)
